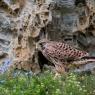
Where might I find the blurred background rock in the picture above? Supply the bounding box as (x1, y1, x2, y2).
(0, 0, 95, 74)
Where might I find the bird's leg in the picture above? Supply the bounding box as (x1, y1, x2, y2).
(55, 63, 65, 73)
(54, 63, 66, 78)
(54, 72, 61, 79)
(54, 63, 66, 79)
(49, 58, 66, 77)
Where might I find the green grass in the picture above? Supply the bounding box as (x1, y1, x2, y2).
(0, 71, 95, 95)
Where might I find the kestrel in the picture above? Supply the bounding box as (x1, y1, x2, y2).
(36, 40, 95, 74)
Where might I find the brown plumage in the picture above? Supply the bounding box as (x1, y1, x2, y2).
(36, 40, 95, 74)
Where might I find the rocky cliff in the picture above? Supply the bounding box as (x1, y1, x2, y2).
(0, 0, 95, 74)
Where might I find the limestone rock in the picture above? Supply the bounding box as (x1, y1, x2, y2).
(0, 0, 95, 74)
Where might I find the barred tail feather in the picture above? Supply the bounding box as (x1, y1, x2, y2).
(81, 56, 95, 59)
(72, 57, 95, 65)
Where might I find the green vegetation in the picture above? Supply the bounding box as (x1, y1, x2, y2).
(0, 71, 95, 95)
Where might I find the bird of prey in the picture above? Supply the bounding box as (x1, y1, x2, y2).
(36, 39, 95, 74)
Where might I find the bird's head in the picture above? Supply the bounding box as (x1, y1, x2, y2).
(36, 39, 49, 51)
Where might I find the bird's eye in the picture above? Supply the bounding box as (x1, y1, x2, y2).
(39, 42, 46, 50)
(39, 43, 43, 46)
(39, 42, 46, 46)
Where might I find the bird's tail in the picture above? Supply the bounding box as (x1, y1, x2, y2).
(72, 56, 95, 65)
(81, 56, 95, 60)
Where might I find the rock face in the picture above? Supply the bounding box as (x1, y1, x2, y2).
(0, 0, 95, 74)
(0, 0, 52, 73)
